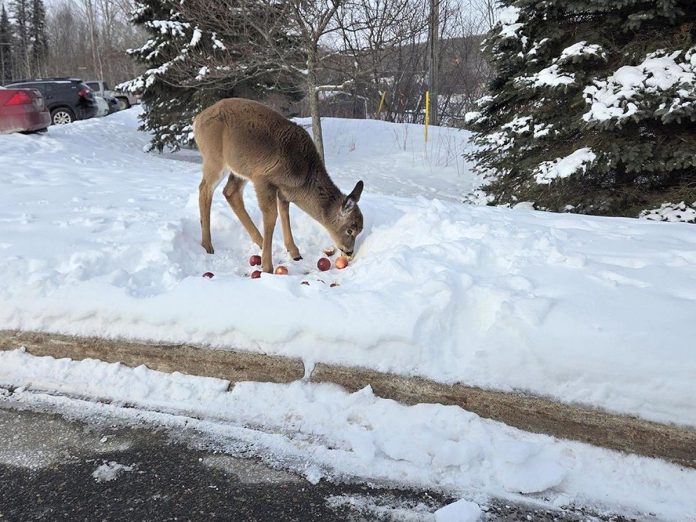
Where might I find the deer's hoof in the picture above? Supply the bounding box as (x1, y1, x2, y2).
(202, 242, 214, 255)
(293, 255, 303, 261)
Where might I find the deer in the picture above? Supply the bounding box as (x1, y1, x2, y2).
(193, 98, 364, 274)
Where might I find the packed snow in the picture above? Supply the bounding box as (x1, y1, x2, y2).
(1, 109, 696, 429)
(2, 349, 695, 521)
(92, 461, 134, 482)
(434, 499, 482, 522)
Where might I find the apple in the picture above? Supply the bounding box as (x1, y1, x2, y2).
(249, 255, 262, 266)
(335, 256, 349, 269)
(251, 270, 262, 279)
(275, 266, 289, 275)
(317, 257, 331, 271)
(323, 247, 336, 257)
(202, 272, 214, 278)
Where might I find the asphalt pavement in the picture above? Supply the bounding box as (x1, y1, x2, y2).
(0, 404, 632, 521)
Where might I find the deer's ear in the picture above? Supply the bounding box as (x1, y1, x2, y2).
(347, 180, 364, 203)
(343, 181, 363, 213)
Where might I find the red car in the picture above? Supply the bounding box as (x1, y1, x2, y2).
(0, 86, 51, 134)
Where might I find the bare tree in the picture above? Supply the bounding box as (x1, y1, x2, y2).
(82, 0, 104, 80)
(44, 0, 145, 85)
(176, 0, 345, 161)
(333, 0, 429, 121)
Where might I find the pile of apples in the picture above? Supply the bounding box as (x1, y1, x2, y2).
(202, 249, 350, 282)
(249, 248, 349, 279)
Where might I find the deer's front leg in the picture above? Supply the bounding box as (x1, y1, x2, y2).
(255, 182, 278, 273)
(277, 196, 302, 261)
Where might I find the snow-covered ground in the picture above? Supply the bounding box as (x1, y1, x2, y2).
(2, 349, 695, 521)
(1, 108, 695, 428)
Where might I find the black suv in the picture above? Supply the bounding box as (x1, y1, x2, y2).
(4, 77, 98, 125)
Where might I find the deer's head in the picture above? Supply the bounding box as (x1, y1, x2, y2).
(327, 180, 364, 257)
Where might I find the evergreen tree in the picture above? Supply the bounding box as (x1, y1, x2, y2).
(465, 0, 696, 219)
(122, 0, 303, 152)
(0, 4, 13, 83)
(11, 0, 30, 78)
(29, 0, 47, 77)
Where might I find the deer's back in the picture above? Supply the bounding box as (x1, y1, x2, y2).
(194, 98, 323, 187)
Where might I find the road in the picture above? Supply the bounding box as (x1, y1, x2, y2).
(0, 405, 631, 521)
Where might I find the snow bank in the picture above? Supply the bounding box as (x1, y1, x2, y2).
(2, 349, 695, 521)
(1, 109, 695, 429)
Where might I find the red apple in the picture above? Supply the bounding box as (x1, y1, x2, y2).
(317, 257, 331, 271)
(335, 256, 349, 269)
(251, 270, 262, 279)
(275, 266, 289, 275)
(202, 272, 214, 278)
(249, 255, 262, 266)
(323, 247, 336, 257)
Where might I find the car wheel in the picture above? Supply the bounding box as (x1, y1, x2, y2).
(51, 108, 75, 125)
(117, 97, 131, 110)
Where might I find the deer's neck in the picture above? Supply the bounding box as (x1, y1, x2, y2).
(293, 168, 343, 227)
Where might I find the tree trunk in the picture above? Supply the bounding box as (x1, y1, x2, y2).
(428, 0, 440, 126)
(85, 0, 104, 80)
(307, 54, 325, 162)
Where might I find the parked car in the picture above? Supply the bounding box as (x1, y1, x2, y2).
(86, 80, 139, 110)
(95, 95, 109, 117)
(5, 77, 99, 125)
(105, 95, 120, 114)
(0, 86, 51, 134)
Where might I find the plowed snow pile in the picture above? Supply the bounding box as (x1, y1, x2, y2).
(1, 109, 695, 427)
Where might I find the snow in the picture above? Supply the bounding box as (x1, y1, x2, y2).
(434, 499, 482, 522)
(190, 28, 202, 47)
(1, 109, 696, 430)
(558, 41, 604, 63)
(497, 6, 522, 40)
(2, 349, 696, 521)
(523, 65, 575, 88)
(534, 147, 596, 184)
(640, 202, 696, 224)
(92, 461, 134, 482)
(146, 20, 190, 37)
(583, 48, 696, 122)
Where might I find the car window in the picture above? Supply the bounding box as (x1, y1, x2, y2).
(103, 82, 109, 91)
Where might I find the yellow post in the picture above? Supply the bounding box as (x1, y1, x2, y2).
(424, 90, 430, 143)
(376, 91, 387, 116)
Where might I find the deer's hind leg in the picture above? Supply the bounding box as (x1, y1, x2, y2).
(199, 161, 226, 254)
(222, 174, 263, 249)
(277, 195, 302, 261)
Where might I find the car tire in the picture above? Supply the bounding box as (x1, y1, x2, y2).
(116, 97, 131, 110)
(51, 108, 75, 125)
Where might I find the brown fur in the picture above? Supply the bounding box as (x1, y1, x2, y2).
(193, 98, 364, 273)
